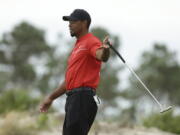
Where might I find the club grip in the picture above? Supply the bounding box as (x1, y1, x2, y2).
(107, 41, 126, 63)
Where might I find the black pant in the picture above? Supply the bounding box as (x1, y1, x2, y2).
(63, 88, 97, 135)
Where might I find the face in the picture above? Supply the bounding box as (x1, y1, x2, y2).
(69, 20, 86, 37)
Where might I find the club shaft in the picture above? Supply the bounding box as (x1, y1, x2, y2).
(107, 43, 163, 109)
(124, 63, 163, 109)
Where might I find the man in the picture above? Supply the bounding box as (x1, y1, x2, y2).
(40, 9, 110, 135)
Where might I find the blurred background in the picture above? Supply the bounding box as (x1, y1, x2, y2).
(0, 0, 180, 135)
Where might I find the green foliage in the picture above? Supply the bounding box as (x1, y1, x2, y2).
(143, 111, 180, 134)
(37, 49, 67, 93)
(0, 89, 40, 114)
(0, 21, 68, 94)
(0, 21, 52, 89)
(97, 64, 120, 106)
(0, 71, 10, 91)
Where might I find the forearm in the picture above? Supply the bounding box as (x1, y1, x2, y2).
(96, 48, 110, 62)
(48, 80, 66, 101)
(101, 48, 110, 62)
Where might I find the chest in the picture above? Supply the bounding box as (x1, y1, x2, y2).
(68, 42, 89, 63)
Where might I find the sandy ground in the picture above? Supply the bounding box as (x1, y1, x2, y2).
(0, 112, 177, 135)
(39, 126, 177, 135)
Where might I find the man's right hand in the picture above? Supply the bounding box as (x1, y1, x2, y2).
(96, 36, 110, 62)
(39, 80, 66, 113)
(39, 97, 53, 113)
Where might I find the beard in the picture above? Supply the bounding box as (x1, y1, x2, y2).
(70, 33, 75, 37)
(70, 30, 76, 37)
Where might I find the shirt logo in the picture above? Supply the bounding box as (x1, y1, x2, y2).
(74, 46, 87, 54)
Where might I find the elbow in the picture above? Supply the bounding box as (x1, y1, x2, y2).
(101, 54, 110, 62)
(102, 59, 109, 62)
(96, 48, 110, 62)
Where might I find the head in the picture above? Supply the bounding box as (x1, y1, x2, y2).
(62, 9, 91, 37)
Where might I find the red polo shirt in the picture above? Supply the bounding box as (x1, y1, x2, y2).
(65, 33, 102, 90)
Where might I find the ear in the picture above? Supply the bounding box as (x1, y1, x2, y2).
(83, 20, 88, 29)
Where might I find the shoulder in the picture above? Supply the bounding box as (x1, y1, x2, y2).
(87, 33, 102, 44)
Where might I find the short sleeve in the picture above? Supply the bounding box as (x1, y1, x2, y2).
(89, 41, 102, 58)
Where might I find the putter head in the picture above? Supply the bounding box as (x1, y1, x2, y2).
(160, 106, 172, 113)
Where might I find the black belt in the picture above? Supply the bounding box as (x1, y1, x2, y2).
(66, 87, 96, 96)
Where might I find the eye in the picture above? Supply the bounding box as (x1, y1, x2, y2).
(70, 21, 76, 25)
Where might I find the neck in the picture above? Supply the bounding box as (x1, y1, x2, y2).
(76, 29, 89, 39)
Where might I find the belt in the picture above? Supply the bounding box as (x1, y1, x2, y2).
(66, 87, 96, 96)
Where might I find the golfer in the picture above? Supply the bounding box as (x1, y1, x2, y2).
(40, 9, 110, 135)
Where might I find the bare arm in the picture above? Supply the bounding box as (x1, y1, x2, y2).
(48, 80, 66, 100)
(96, 36, 110, 62)
(40, 80, 66, 113)
(96, 47, 110, 62)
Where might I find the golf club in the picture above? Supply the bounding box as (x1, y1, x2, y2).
(107, 41, 172, 113)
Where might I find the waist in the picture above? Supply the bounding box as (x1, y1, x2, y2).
(66, 87, 96, 96)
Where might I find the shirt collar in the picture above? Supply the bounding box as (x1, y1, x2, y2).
(76, 33, 92, 43)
